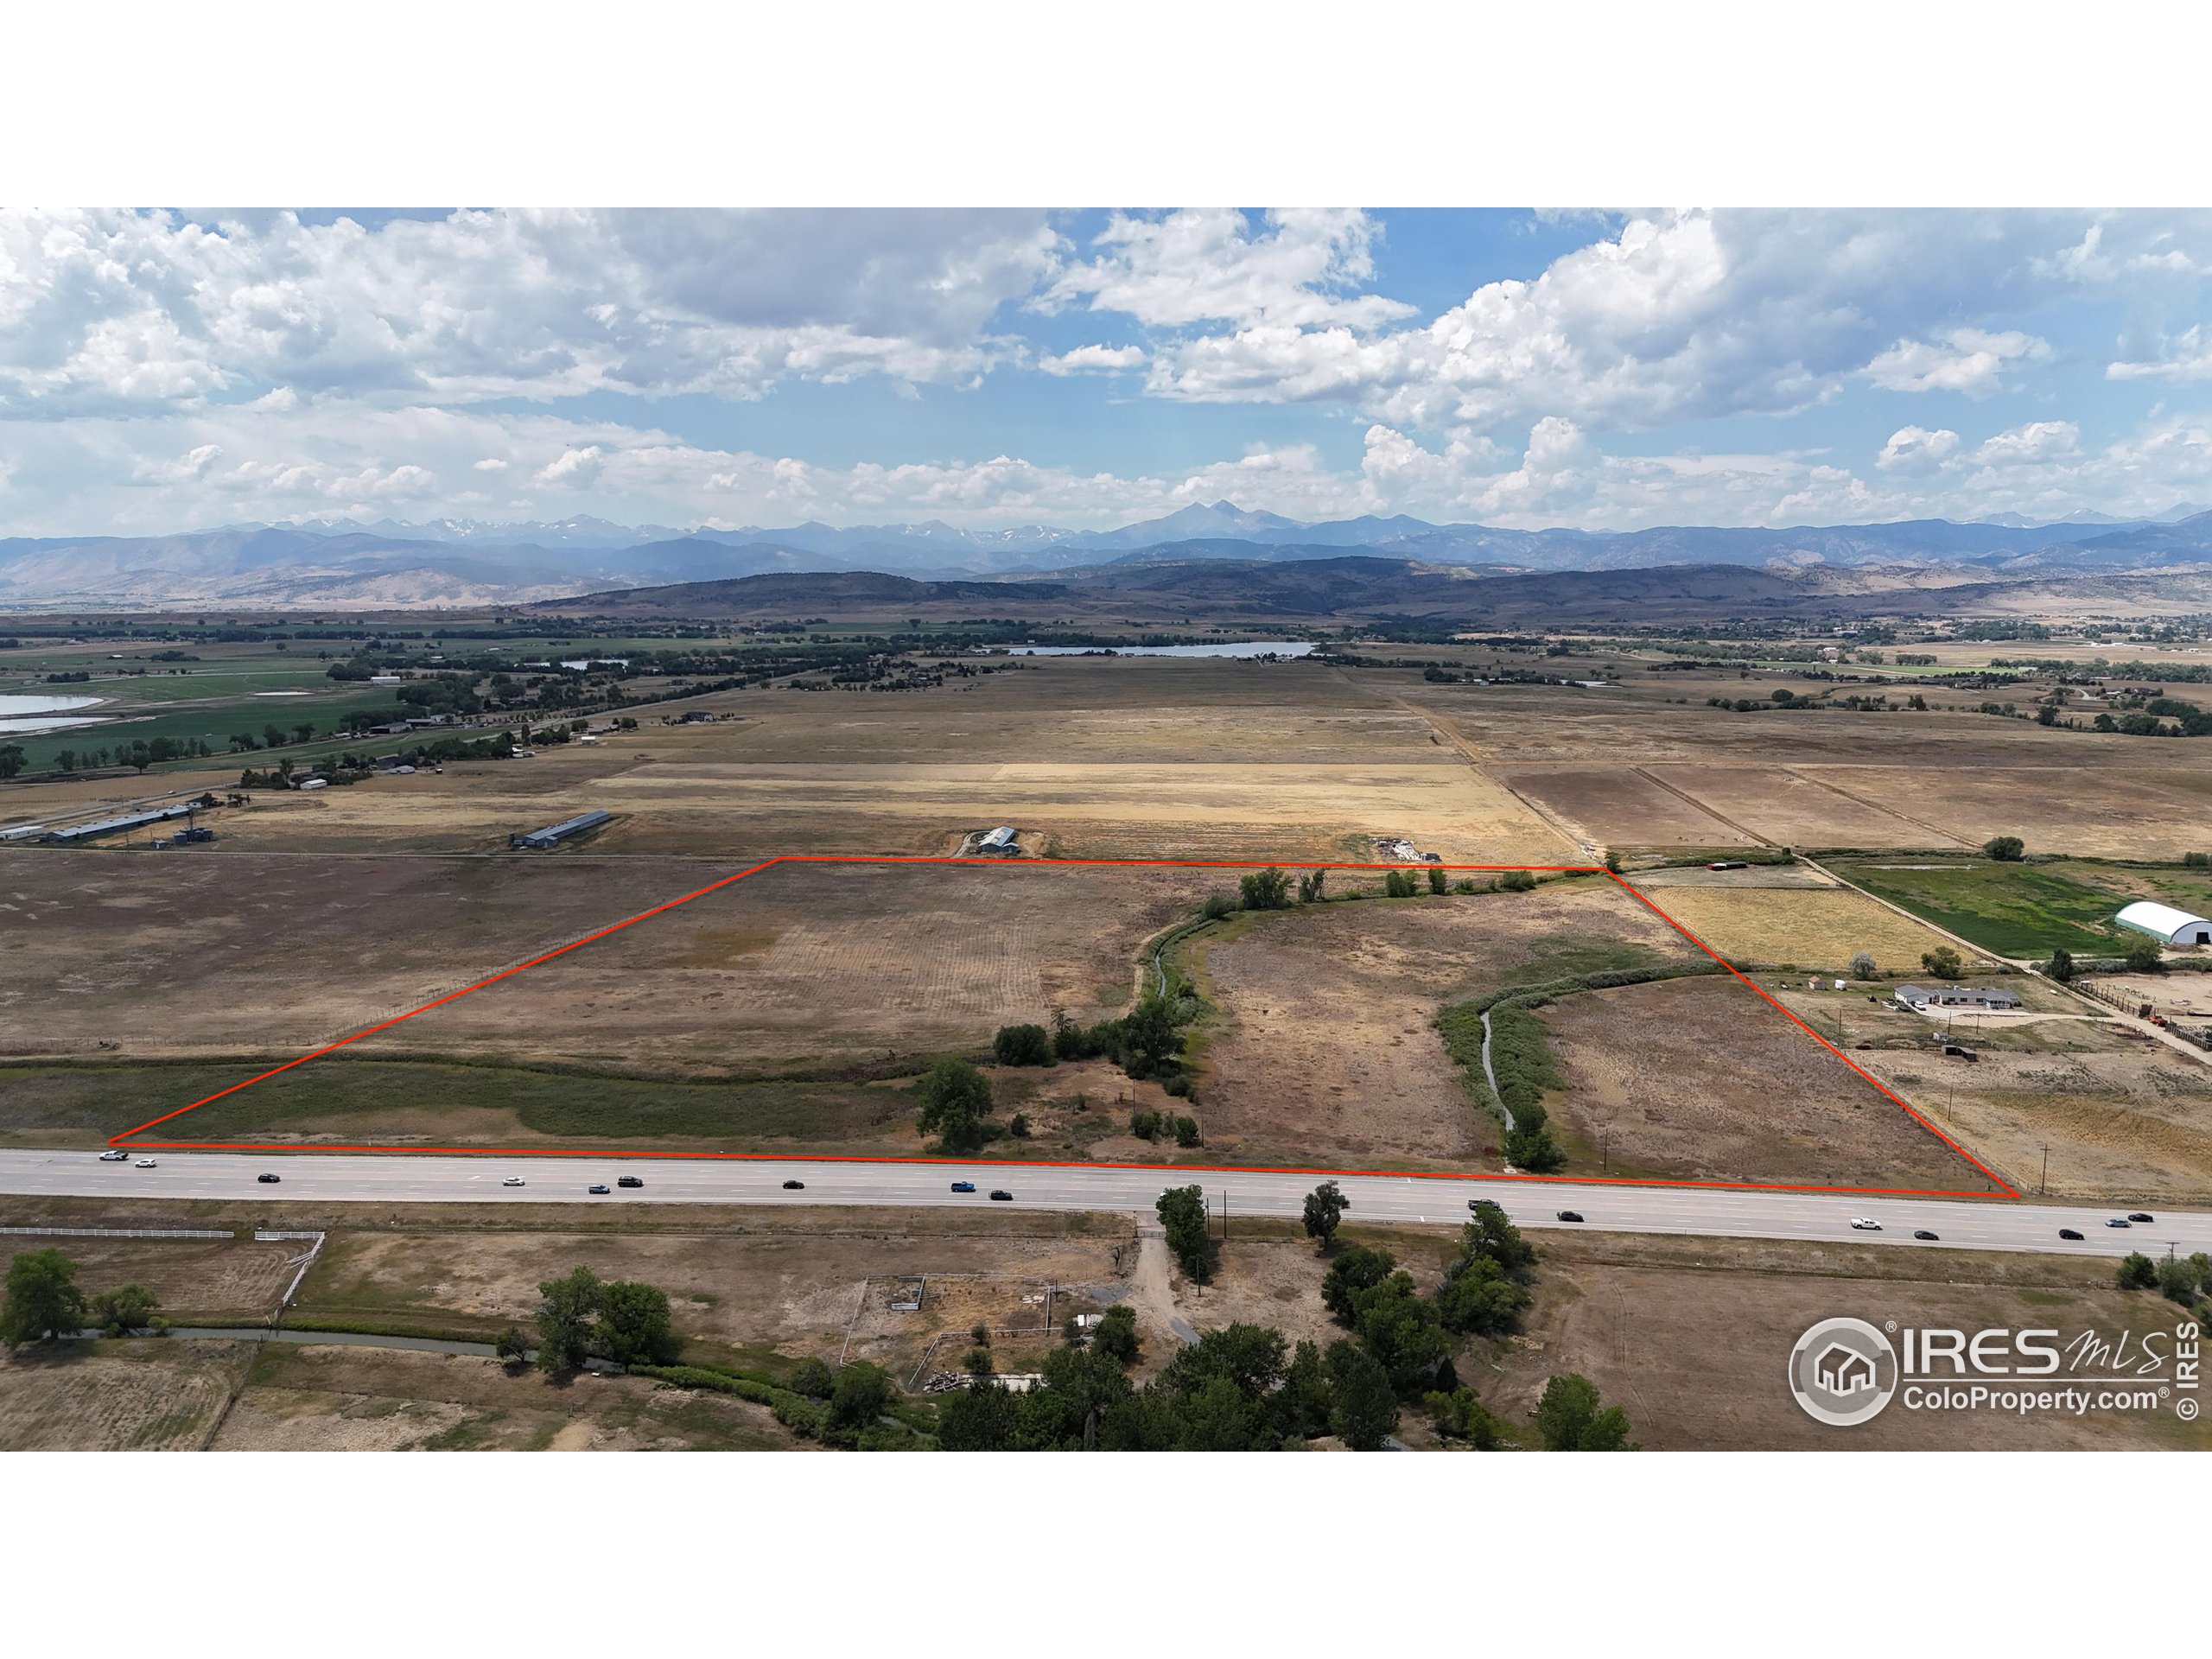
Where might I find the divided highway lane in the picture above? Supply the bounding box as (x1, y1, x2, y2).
(6, 1149, 2212, 1260)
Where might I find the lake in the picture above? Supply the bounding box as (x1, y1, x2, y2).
(0, 694, 106, 735)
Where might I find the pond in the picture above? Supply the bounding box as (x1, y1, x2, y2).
(0, 694, 106, 734)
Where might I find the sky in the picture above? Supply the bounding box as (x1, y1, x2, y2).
(4, 206, 2212, 537)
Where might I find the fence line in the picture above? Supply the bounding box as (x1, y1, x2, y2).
(0, 1226, 234, 1239)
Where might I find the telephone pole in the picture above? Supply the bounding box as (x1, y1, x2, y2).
(2038, 1142, 2050, 1195)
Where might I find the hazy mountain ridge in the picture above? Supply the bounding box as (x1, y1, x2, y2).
(7, 500, 2212, 609)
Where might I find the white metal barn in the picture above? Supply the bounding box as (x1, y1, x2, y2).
(2116, 900, 2212, 947)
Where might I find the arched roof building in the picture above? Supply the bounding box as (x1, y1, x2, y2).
(2116, 900, 2212, 947)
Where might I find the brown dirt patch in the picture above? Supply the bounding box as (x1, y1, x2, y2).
(1538, 976, 1986, 1191)
(1491, 1255, 2209, 1450)
(213, 1344, 798, 1450)
(1190, 884, 1705, 1168)
(0, 1338, 253, 1450)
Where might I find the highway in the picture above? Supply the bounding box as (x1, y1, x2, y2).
(6, 1148, 2211, 1260)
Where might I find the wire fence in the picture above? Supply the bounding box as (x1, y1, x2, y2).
(0, 1226, 234, 1239)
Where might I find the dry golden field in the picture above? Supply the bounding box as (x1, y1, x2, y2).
(1185, 881, 1706, 1169)
(1766, 987, 2212, 1201)
(1634, 883, 1961, 973)
(1535, 976, 1988, 1192)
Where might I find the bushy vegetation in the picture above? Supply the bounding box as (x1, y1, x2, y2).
(532, 1265, 682, 1373)
(1, 1248, 87, 1346)
(914, 1056, 996, 1152)
(991, 1023, 1054, 1066)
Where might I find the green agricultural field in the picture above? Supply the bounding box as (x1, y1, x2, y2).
(1826, 858, 2127, 957)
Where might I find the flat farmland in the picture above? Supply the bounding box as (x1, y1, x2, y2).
(344, 859, 1198, 1071)
(1808, 765, 2212, 861)
(1647, 765, 1939, 849)
(1185, 882, 1707, 1169)
(1638, 883, 1961, 974)
(0, 1339, 256, 1451)
(1490, 1236, 2210, 1450)
(0, 655, 1566, 862)
(1535, 976, 1986, 1191)
(1492, 766, 1749, 849)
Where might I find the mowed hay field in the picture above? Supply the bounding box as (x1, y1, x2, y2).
(1186, 881, 1706, 1169)
(1635, 883, 1961, 974)
(0, 1340, 256, 1451)
(1536, 976, 1987, 1191)
(0, 855, 1196, 1070)
(358, 858, 1198, 1071)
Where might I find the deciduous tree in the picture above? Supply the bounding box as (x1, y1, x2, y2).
(915, 1056, 995, 1151)
(1155, 1185, 1213, 1281)
(1302, 1179, 1349, 1251)
(2, 1249, 88, 1345)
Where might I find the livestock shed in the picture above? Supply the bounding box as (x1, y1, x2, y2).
(510, 809, 613, 850)
(2116, 899, 2212, 947)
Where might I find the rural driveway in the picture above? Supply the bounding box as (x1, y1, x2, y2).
(5, 1148, 2209, 1262)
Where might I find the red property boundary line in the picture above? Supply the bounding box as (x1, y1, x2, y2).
(109, 855, 2019, 1199)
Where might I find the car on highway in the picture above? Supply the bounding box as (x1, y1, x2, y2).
(618, 1175, 643, 1189)
(588, 1184, 611, 1194)
(502, 1176, 525, 1187)
(782, 1179, 804, 1190)
(2058, 1228, 2084, 1241)
(1849, 1217, 1881, 1230)
(2127, 1211, 2154, 1223)
(950, 1180, 976, 1192)
(99, 1148, 129, 1162)
(1555, 1210, 1585, 1223)
(2105, 1217, 2131, 1228)
(989, 1189, 1014, 1201)
(135, 1158, 157, 1168)
(257, 1173, 280, 1184)
(1913, 1230, 1939, 1241)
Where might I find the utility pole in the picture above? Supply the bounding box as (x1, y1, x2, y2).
(2038, 1142, 2050, 1195)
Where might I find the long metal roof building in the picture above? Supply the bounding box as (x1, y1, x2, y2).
(510, 810, 613, 850)
(41, 804, 196, 844)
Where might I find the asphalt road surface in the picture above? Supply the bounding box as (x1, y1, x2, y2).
(5, 1148, 2210, 1259)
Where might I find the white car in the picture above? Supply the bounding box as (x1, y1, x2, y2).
(135, 1158, 159, 1169)
(99, 1149, 129, 1162)
(1848, 1217, 1881, 1231)
(501, 1176, 526, 1187)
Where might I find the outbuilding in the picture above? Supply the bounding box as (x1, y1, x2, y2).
(2116, 899, 2212, 947)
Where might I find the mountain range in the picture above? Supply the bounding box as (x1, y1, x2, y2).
(4, 500, 2212, 609)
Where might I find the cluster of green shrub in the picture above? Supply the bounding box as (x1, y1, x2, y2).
(1128, 1109, 1200, 1147)
(0, 1249, 165, 1344)
(630, 1357, 927, 1450)
(1435, 961, 1725, 1172)
(2118, 1250, 2212, 1316)
(938, 1195, 1623, 1452)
